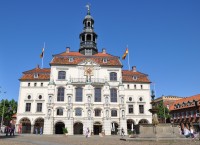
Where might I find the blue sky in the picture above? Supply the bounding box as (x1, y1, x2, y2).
(0, 0, 200, 101)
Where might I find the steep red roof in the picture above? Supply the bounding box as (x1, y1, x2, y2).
(20, 66, 50, 81)
(50, 51, 122, 66)
(122, 70, 150, 83)
(169, 94, 200, 111)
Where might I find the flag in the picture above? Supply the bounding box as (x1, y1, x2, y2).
(122, 48, 128, 60)
(40, 48, 44, 58)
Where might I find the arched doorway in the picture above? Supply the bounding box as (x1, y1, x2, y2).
(93, 122, 102, 135)
(20, 118, 31, 133)
(138, 119, 149, 124)
(74, 122, 83, 135)
(127, 119, 135, 133)
(55, 122, 65, 134)
(34, 118, 44, 134)
(111, 122, 119, 135)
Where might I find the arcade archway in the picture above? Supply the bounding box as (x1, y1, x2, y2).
(74, 122, 83, 135)
(55, 122, 65, 134)
(20, 117, 31, 133)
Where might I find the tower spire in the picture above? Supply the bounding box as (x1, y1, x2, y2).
(86, 4, 91, 15)
(79, 4, 98, 55)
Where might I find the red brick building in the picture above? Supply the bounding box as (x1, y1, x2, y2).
(169, 94, 200, 132)
(153, 95, 182, 123)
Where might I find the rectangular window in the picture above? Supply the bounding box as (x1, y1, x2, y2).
(58, 71, 66, 80)
(128, 105, 134, 114)
(95, 88, 101, 102)
(41, 83, 43, 87)
(25, 103, 31, 112)
(28, 83, 30, 87)
(34, 83, 37, 87)
(111, 110, 117, 117)
(76, 88, 83, 102)
(95, 109, 101, 117)
(36, 103, 42, 112)
(139, 105, 144, 114)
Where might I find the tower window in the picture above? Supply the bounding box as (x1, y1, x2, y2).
(88, 22, 91, 27)
(86, 34, 91, 41)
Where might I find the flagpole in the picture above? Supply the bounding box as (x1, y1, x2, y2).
(127, 45, 130, 70)
(42, 42, 45, 69)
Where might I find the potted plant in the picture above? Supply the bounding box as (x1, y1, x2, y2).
(62, 127, 68, 136)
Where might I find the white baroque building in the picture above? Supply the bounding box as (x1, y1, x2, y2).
(17, 8, 152, 135)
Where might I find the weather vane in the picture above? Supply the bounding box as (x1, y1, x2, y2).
(86, 3, 91, 15)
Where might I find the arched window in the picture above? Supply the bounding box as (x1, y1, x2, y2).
(57, 87, 64, 101)
(110, 72, 117, 81)
(58, 71, 66, 80)
(110, 88, 117, 102)
(94, 109, 101, 117)
(76, 88, 83, 102)
(86, 34, 91, 41)
(57, 108, 63, 115)
(75, 108, 82, 116)
(111, 110, 117, 117)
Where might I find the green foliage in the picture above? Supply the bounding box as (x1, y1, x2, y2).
(156, 102, 171, 120)
(0, 99, 17, 124)
(62, 127, 68, 134)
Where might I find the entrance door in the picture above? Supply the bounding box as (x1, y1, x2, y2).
(55, 122, 65, 134)
(93, 125, 102, 135)
(74, 122, 83, 134)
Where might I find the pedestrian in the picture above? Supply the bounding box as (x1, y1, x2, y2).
(10, 123, 15, 136)
(35, 127, 38, 135)
(121, 128, 125, 137)
(190, 126, 194, 138)
(85, 128, 89, 138)
(40, 127, 43, 135)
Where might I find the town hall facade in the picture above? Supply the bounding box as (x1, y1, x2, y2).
(17, 8, 152, 135)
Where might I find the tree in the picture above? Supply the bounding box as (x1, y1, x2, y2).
(156, 102, 171, 123)
(0, 99, 17, 125)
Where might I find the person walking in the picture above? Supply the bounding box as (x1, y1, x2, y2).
(40, 127, 43, 135)
(35, 127, 38, 135)
(121, 128, 125, 137)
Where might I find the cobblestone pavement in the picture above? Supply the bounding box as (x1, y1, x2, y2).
(0, 134, 199, 145)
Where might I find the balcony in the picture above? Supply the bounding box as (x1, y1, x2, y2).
(70, 78, 105, 84)
(80, 41, 97, 49)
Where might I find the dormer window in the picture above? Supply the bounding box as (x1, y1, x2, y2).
(34, 73, 38, 78)
(133, 76, 138, 80)
(103, 58, 107, 63)
(69, 57, 74, 62)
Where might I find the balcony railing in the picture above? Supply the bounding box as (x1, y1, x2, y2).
(80, 41, 97, 49)
(70, 78, 105, 84)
